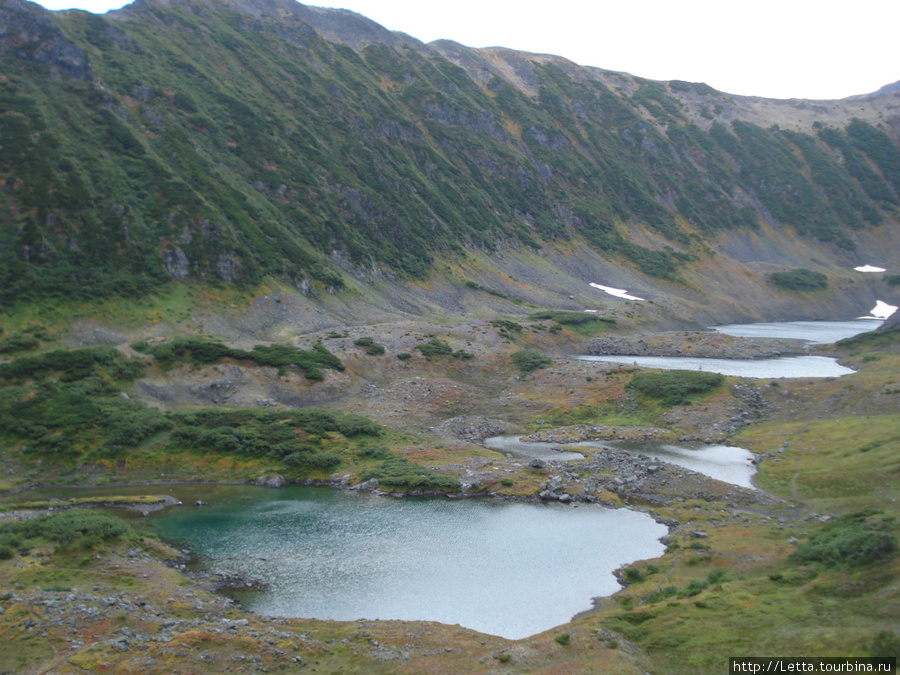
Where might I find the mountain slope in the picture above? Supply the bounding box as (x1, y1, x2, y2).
(2, 0, 900, 315)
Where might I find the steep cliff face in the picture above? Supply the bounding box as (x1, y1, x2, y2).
(1, 0, 898, 320)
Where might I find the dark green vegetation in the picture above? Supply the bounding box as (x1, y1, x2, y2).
(136, 337, 344, 380)
(790, 511, 897, 568)
(0, 509, 135, 556)
(628, 370, 724, 405)
(1, 0, 898, 303)
(511, 349, 553, 373)
(529, 310, 616, 335)
(359, 456, 461, 492)
(770, 268, 829, 291)
(0, 343, 381, 475)
(414, 338, 473, 360)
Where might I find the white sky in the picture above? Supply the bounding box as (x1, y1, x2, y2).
(32, 0, 900, 100)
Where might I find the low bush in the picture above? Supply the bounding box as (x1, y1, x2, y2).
(623, 567, 645, 582)
(790, 511, 897, 568)
(415, 338, 453, 359)
(145, 338, 344, 380)
(0, 510, 134, 552)
(511, 350, 552, 373)
(870, 631, 900, 657)
(529, 310, 616, 327)
(0, 334, 40, 354)
(770, 268, 828, 291)
(359, 457, 460, 492)
(629, 370, 724, 406)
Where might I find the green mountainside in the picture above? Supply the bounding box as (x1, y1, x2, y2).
(2, 0, 900, 306)
(3, 2, 900, 671)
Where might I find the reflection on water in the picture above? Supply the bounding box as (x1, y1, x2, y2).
(151, 487, 666, 639)
(576, 354, 854, 378)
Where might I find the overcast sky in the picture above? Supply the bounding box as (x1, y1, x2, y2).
(31, 0, 900, 100)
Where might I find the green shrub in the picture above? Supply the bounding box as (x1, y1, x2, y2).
(396, 352, 411, 360)
(500, 478, 514, 487)
(0, 510, 134, 552)
(790, 511, 897, 568)
(623, 567, 645, 582)
(870, 631, 900, 658)
(770, 268, 828, 291)
(555, 633, 571, 645)
(415, 338, 454, 359)
(359, 457, 460, 492)
(682, 579, 709, 596)
(365, 344, 386, 355)
(629, 370, 724, 406)
(353, 337, 375, 347)
(0, 545, 14, 560)
(358, 445, 389, 459)
(511, 350, 552, 373)
(0, 335, 40, 354)
(645, 586, 678, 604)
(529, 310, 616, 326)
(145, 338, 344, 380)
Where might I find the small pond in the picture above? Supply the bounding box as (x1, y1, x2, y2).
(711, 318, 883, 344)
(576, 319, 886, 377)
(575, 354, 854, 378)
(149, 486, 667, 640)
(482, 435, 585, 461)
(572, 440, 757, 489)
(484, 437, 757, 489)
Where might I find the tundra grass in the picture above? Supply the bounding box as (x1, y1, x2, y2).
(736, 415, 900, 512)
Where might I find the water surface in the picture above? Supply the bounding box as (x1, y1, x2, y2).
(482, 435, 585, 461)
(576, 354, 853, 378)
(574, 440, 757, 488)
(712, 318, 882, 344)
(151, 487, 666, 639)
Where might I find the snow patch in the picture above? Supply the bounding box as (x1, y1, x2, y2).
(589, 283, 645, 301)
(861, 300, 898, 320)
(854, 265, 886, 273)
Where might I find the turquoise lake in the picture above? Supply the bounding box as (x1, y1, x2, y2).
(150, 486, 667, 639)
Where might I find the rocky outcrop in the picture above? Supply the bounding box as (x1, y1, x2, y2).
(435, 416, 517, 442)
(0, 0, 93, 79)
